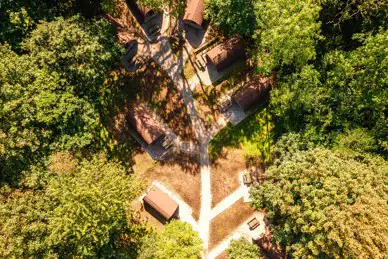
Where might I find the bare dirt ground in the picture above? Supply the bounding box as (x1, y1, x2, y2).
(209, 199, 255, 250)
(211, 148, 247, 207)
(133, 152, 201, 220)
(216, 251, 227, 259)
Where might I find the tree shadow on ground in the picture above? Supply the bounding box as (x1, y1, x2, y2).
(157, 152, 200, 176)
(137, 60, 198, 142)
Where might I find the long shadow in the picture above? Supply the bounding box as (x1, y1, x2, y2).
(157, 152, 201, 176)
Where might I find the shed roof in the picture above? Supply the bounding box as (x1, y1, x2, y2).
(127, 103, 165, 145)
(183, 0, 204, 26)
(232, 76, 271, 112)
(143, 186, 179, 220)
(206, 37, 246, 71)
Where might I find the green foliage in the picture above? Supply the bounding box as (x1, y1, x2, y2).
(319, 0, 387, 50)
(254, 0, 322, 73)
(0, 15, 123, 185)
(139, 0, 186, 18)
(140, 220, 203, 259)
(250, 146, 388, 258)
(270, 65, 334, 143)
(323, 30, 388, 150)
(0, 0, 75, 49)
(335, 128, 378, 154)
(226, 238, 262, 259)
(0, 154, 144, 258)
(270, 30, 388, 155)
(210, 107, 274, 162)
(205, 0, 256, 37)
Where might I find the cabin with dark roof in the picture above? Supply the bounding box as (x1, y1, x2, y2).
(183, 0, 205, 29)
(127, 103, 166, 146)
(205, 37, 246, 72)
(232, 76, 272, 113)
(143, 186, 179, 221)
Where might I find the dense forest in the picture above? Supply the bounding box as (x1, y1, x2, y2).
(1, 0, 387, 258)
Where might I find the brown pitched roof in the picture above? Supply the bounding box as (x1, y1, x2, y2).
(143, 186, 179, 220)
(127, 103, 165, 145)
(232, 76, 272, 112)
(206, 37, 246, 71)
(183, 0, 204, 26)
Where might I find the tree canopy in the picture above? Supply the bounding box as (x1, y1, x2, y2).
(270, 30, 388, 154)
(0, 15, 123, 185)
(140, 220, 203, 259)
(250, 140, 388, 258)
(226, 238, 263, 259)
(0, 154, 144, 258)
(254, 0, 322, 73)
(205, 0, 256, 37)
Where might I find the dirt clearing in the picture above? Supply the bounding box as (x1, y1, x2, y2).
(133, 152, 201, 220)
(211, 148, 247, 207)
(210, 199, 255, 250)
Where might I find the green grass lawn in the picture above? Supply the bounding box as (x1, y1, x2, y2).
(209, 107, 274, 163)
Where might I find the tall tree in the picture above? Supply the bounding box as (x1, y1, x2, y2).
(0, 15, 123, 185)
(0, 154, 144, 257)
(205, 0, 256, 37)
(254, 0, 322, 73)
(250, 142, 388, 258)
(140, 220, 203, 259)
(318, 0, 387, 50)
(269, 30, 388, 154)
(226, 238, 263, 259)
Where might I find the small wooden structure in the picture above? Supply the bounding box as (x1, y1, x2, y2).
(206, 37, 246, 72)
(247, 217, 260, 230)
(143, 186, 179, 221)
(183, 0, 205, 29)
(127, 103, 166, 146)
(232, 76, 271, 113)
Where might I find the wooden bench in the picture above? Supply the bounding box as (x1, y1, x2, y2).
(247, 217, 260, 230)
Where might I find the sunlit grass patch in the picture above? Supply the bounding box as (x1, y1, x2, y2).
(210, 107, 274, 162)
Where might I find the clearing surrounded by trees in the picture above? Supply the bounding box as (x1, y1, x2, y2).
(1, 0, 387, 258)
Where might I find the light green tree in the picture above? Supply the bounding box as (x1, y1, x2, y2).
(250, 144, 388, 258)
(254, 0, 322, 73)
(140, 220, 203, 259)
(226, 238, 262, 259)
(0, 154, 144, 257)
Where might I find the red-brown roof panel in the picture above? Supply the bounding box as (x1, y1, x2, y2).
(143, 186, 179, 220)
(183, 0, 205, 26)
